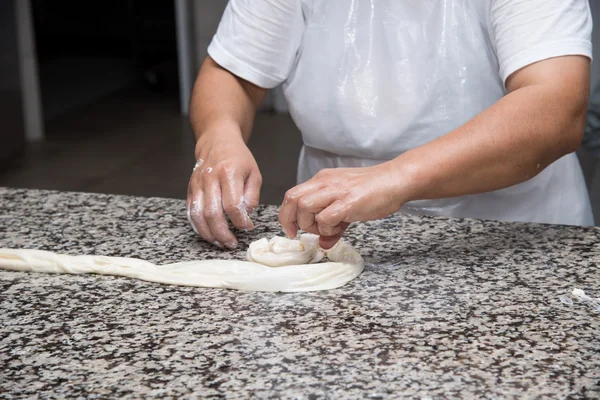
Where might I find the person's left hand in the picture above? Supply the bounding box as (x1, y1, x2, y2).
(278, 162, 413, 249)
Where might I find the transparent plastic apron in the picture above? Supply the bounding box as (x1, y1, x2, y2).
(281, 0, 593, 226)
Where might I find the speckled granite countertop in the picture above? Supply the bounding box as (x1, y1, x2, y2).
(1, 187, 599, 399)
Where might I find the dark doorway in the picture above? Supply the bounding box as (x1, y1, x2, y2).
(31, 0, 179, 125)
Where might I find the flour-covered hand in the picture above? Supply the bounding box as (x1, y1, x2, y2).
(187, 131, 262, 249)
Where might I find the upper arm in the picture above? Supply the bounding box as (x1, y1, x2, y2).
(202, 56, 269, 109)
(505, 56, 591, 152)
(488, 0, 593, 86)
(505, 55, 590, 96)
(208, 0, 304, 89)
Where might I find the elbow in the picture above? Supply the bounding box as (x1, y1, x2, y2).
(558, 93, 589, 156)
(561, 116, 585, 155)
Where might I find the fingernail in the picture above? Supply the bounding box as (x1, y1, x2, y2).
(213, 241, 223, 248)
(225, 241, 238, 249)
(241, 215, 254, 231)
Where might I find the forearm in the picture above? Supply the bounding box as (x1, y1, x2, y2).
(189, 56, 268, 156)
(396, 81, 588, 202)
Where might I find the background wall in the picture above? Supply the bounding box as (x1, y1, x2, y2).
(0, 0, 26, 159)
(591, 1, 600, 88)
(191, 0, 227, 71)
(574, 1, 600, 223)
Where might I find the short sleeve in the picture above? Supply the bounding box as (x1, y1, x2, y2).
(488, 0, 593, 84)
(207, 0, 304, 89)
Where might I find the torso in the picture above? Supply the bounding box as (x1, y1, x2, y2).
(282, 0, 593, 226)
(284, 0, 504, 159)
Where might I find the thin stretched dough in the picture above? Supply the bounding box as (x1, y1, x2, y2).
(0, 234, 364, 292)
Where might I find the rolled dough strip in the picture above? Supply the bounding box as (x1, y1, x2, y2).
(0, 234, 364, 292)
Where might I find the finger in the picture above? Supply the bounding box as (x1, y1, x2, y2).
(203, 176, 237, 249)
(296, 189, 339, 235)
(186, 173, 215, 241)
(188, 190, 215, 243)
(297, 209, 319, 235)
(297, 189, 340, 214)
(186, 180, 197, 234)
(319, 234, 341, 250)
(319, 223, 349, 250)
(186, 203, 199, 234)
(317, 222, 345, 237)
(316, 199, 352, 229)
(279, 181, 325, 238)
(221, 168, 253, 230)
(278, 207, 298, 240)
(242, 170, 262, 230)
(244, 170, 261, 212)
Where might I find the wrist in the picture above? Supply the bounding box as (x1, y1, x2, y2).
(385, 155, 424, 204)
(194, 120, 245, 160)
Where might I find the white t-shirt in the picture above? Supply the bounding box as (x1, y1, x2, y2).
(208, 0, 594, 226)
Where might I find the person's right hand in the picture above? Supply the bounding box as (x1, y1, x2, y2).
(186, 128, 262, 249)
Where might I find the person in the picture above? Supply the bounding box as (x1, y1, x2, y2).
(186, 0, 594, 250)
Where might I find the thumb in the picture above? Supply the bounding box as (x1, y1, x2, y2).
(319, 222, 350, 250)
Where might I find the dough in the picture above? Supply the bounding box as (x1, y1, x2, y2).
(0, 234, 364, 292)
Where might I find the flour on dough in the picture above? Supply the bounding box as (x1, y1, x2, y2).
(0, 234, 364, 292)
